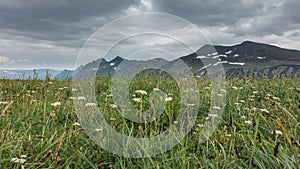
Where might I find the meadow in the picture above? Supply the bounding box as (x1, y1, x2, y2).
(0, 75, 299, 168)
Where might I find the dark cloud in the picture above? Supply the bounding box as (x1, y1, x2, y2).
(0, 0, 138, 41)
(151, 0, 265, 26)
(0, 0, 299, 69)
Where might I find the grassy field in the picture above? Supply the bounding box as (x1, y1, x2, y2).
(0, 76, 300, 168)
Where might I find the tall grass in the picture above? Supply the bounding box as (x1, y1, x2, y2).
(0, 76, 299, 168)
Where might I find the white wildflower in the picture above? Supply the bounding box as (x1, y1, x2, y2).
(0, 101, 9, 105)
(197, 124, 203, 128)
(132, 98, 142, 103)
(153, 88, 160, 91)
(181, 78, 187, 81)
(77, 96, 86, 100)
(260, 109, 269, 113)
(165, 97, 173, 102)
(186, 103, 195, 107)
(220, 89, 227, 93)
(272, 96, 281, 101)
(110, 104, 118, 109)
(213, 106, 221, 111)
(72, 88, 77, 92)
(95, 128, 103, 132)
(135, 90, 148, 95)
(51, 102, 61, 107)
(238, 100, 245, 103)
(106, 94, 113, 97)
(20, 155, 27, 158)
(245, 120, 252, 125)
(72, 122, 80, 126)
(208, 114, 218, 118)
(11, 157, 26, 164)
(273, 130, 283, 135)
(48, 81, 53, 84)
(85, 103, 97, 107)
(232, 86, 238, 90)
(217, 94, 223, 97)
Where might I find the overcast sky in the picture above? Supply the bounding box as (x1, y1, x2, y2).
(0, 0, 299, 70)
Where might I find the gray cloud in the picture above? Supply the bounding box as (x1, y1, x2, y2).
(0, 0, 299, 69)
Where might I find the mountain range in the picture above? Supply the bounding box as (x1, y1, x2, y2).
(1, 41, 299, 80)
(71, 41, 300, 79)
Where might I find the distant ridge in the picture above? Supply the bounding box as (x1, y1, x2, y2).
(49, 41, 300, 79)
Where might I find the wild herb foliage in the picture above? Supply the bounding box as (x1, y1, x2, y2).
(0, 77, 299, 168)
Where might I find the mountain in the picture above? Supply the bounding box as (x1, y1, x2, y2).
(67, 41, 300, 79)
(55, 69, 73, 80)
(0, 69, 62, 80)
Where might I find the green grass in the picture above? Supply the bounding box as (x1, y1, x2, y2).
(0, 76, 299, 168)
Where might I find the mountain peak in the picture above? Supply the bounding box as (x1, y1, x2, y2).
(110, 56, 124, 62)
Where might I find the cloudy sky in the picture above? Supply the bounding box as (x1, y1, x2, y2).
(0, 0, 299, 70)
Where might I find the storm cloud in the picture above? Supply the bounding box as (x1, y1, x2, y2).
(0, 0, 299, 69)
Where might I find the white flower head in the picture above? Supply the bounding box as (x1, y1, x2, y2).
(165, 96, 173, 102)
(135, 90, 148, 95)
(110, 104, 118, 109)
(153, 88, 160, 91)
(107, 94, 113, 97)
(132, 98, 142, 103)
(77, 96, 86, 100)
(51, 102, 61, 107)
(72, 122, 81, 126)
(11, 157, 26, 164)
(208, 113, 218, 118)
(95, 128, 103, 132)
(273, 130, 283, 135)
(85, 103, 97, 107)
(0, 101, 9, 105)
(245, 120, 252, 125)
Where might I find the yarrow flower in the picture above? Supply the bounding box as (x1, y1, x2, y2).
(110, 104, 117, 109)
(272, 130, 283, 135)
(51, 102, 61, 107)
(165, 97, 173, 102)
(153, 88, 160, 91)
(213, 106, 221, 111)
(208, 114, 218, 118)
(245, 120, 252, 125)
(72, 122, 80, 126)
(106, 94, 113, 97)
(260, 109, 269, 113)
(0, 101, 9, 105)
(132, 98, 142, 103)
(85, 103, 97, 107)
(95, 128, 103, 132)
(135, 90, 148, 95)
(77, 96, 86, 100)
(11, 155, 27, 164)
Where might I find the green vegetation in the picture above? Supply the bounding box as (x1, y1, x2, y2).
(0, 76, 299, 168)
